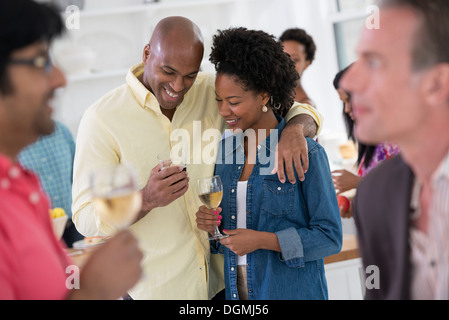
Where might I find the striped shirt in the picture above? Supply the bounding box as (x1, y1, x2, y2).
(410, 149, 449, 299)
(18, 121, 76, 218)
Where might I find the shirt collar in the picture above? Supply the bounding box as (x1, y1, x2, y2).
(0, 153, 31, 182)
(225, 115, 286, 156)
(0, 154, 18, 173)
(126, 63, 161, 114)
(432, 148, 449, 182)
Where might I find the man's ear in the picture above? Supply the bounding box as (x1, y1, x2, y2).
(143, 44, 151, 64)
(421, 63, 449, 107)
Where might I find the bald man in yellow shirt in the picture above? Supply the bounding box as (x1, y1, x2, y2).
(72, 16, 323, 300)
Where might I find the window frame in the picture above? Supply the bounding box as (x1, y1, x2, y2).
(328, 0, 373, 69)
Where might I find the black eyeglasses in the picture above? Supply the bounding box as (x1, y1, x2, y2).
(8, 55, 53, 74)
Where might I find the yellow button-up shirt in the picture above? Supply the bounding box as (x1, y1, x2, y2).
(72, 63, 323, 300)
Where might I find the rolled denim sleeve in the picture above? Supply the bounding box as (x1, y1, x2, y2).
(275, 227, 305, 268)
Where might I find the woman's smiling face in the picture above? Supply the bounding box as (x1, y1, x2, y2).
(215, 73, 270, 132)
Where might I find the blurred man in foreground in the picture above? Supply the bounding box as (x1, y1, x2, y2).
(0, 0, 142, 300)
(342, 0, 449, 299)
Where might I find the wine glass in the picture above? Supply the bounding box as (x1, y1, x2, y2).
(90, 163, 142, 232)
(196, 175, 229, 240)
(157, 148, 187, 171)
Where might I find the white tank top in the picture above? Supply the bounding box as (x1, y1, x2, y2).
(236, 180, 248, 266)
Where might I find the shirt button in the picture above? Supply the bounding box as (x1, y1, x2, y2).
(277, 187, 282, 191)
(233, 294, 237, 298)
(257, 145, 262, 150)
(0, 178, 10, 189)
(238, 166, 241, 170)
(29, 192, 40, 204)
(231, 189, 235, 193)
(231, 215, 236, 220)
(231, 267, 235, 271)
(9, 167, 20, 179)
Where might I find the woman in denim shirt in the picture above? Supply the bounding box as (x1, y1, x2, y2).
(196, 27, 342, 300)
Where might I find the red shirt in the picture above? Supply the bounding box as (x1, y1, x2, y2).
(0, 154, 71, 299)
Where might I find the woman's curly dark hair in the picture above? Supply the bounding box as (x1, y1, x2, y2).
(209, 27, 299, 118)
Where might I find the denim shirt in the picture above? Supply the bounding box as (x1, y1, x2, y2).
(214, 117, 342, 300)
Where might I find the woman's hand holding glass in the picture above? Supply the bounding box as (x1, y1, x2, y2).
(195, 206, 222, 236)
(196, 176, 228, 240)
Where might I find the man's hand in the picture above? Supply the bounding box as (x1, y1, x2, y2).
(273, 123, 308, 184)
(68, 230, 143, 300)
(273, 114, 317, 184)
(138, 164, 189, 221)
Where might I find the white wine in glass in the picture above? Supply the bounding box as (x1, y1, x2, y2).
(197, 175, 229, 240)
(90, 164, 142, 231)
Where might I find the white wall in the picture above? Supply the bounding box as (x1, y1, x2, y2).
(52, 0, 346, 140)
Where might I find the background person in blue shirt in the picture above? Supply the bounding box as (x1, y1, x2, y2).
(19, 120, 83, 247)
(195, 27, 342, 300)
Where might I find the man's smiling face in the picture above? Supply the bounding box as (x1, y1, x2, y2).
(142, 31, 203, 113)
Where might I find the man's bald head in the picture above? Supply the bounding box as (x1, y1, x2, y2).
(141, 17, 205, 119)
(149, 16, 204, 49)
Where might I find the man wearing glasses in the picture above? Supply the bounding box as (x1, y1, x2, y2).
(0, 0, 142, 300)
